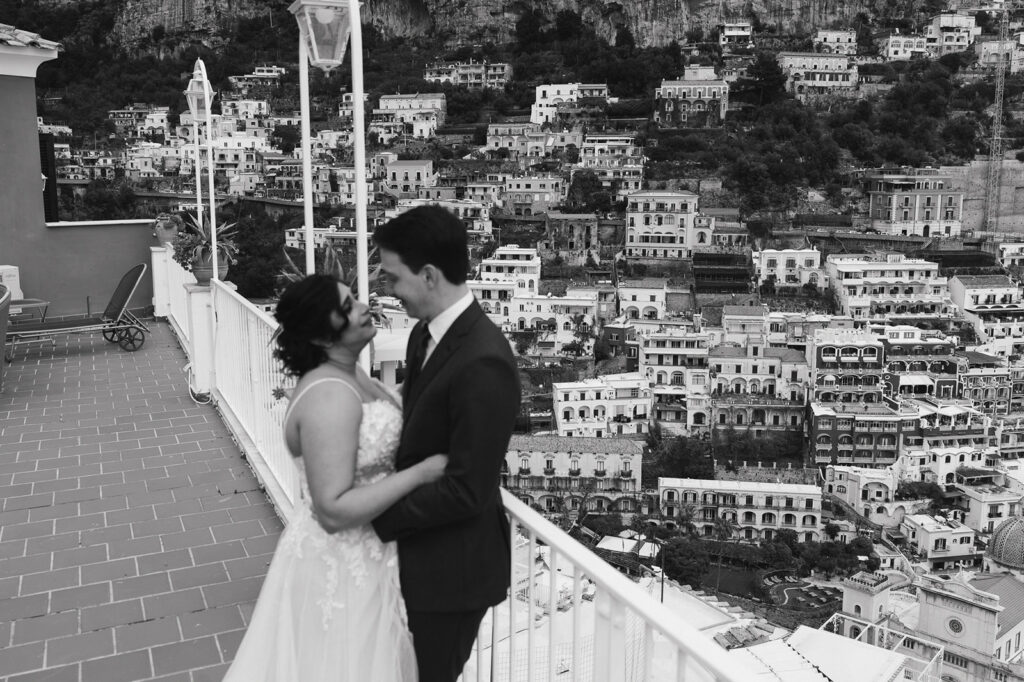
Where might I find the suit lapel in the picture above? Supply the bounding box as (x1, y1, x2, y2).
(403, 302, 484, 417)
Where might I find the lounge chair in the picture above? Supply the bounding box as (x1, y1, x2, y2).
(6, 264, 149, 360)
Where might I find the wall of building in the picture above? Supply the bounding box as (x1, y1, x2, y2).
(1, 74, 155, 317)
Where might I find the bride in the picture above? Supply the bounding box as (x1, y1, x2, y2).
(223, 275, 443, 681)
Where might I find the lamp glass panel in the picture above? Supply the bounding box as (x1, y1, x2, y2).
(296, 3, 353, 71)
(185, 79, 212, 118)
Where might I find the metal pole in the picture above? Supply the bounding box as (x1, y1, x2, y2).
(192, 114, 203, 232)
(349, 0, 370, 371)
(197, 59, 218, 280)
(299, 37, 316, 276)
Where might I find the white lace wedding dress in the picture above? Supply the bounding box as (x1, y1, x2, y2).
(223, 382, 417, 681)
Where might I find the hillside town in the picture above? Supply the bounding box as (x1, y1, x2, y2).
(15, 2, 1024, 680)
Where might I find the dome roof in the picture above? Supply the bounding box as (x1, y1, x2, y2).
(987, 517, 1024, 570)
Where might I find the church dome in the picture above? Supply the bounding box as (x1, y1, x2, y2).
(987, 517, 1024, 570)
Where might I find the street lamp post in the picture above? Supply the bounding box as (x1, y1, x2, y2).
(289, 0, 368, 312)
(184, 59, 219, 279)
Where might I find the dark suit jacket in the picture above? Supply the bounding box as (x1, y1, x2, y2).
(372, 300, 521, 612)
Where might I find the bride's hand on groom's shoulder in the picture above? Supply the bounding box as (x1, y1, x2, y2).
(415, 454, 448, 484)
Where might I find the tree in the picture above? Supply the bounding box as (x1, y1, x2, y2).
(739, 51, 788, 105)
(593, 336, 612, 362)
(565, 171, 612, 213)
(662, 537, 710, 587)
(824, 523, 840, 541)
(228, 208, 287, 298)
(582, 513, 625, 538)
(713, 515, 739, 592)
(273, 125, 300, 154)
(676, 503, 699, 537)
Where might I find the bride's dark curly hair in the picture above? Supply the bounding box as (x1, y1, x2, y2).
(273, 275, 353, 377)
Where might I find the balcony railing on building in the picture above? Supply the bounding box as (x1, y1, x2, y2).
(150, 246, 751, 682)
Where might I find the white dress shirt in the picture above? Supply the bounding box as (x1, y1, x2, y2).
(422, 290, 474, 366)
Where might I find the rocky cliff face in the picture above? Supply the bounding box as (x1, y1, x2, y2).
(95, 0, 936, 49)
(363, 0, 906, 48)
(111, 0, 264, 46)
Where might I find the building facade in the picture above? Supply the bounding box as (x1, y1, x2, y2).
(864, 167, 964, 237)
(659, 478, 822, 543)
(653, 66, 729, 127)
(624, 190, 704, 259)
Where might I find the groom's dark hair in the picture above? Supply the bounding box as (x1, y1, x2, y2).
(373, 205, 469, 285)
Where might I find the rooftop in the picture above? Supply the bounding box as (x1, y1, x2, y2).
(763, 348, 806, 363)
(0, 23, 61, 50)
(658, 477, 821, 495)
(508, 434, 643, 456)
(0, 323, 279, 680)
(970, 573, 1024, 638)
(952, 274, 1015, 287)
(722, 305, 766, 318)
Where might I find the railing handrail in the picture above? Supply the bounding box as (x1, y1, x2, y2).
(500, 490, 753, 680)
(212, 279, 279, 328)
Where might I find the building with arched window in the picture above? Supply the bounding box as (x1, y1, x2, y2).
(653, 66, 729, 128)
(658, 478, 821, 543)
(636, 326, 712, 435)
(862, 167, 963, 238)
(777, 52, 858, 102)
(825, 253, 954, 323)
(831, 570, 1024, 681)
(554, 373, 652, 438)
(469, 246, 541, 329)
(503, 434, 644, 518)
(624, 190, 707, 260)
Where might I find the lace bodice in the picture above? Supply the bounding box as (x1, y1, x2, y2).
(282, 398, 404, 630)
(294, 399, 402, 495)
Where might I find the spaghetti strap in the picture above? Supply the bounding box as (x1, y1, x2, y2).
(284, 377, 362, 424)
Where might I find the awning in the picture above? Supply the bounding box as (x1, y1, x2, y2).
(899, 374, 934, 387)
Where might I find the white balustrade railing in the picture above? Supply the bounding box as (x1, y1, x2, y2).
(163, 246, 196, 348)
(463, 493, 752, 682)
(148, 263, 751, 682)
(210, 280, 298, 515)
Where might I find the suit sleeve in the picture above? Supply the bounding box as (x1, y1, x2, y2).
(373, 353, 519, 542)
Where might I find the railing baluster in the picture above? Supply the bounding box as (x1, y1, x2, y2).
(676, 644, 689, 682)
(489, 602, 499, 682)
(547, 550, 557, 682)
(508, 518, 517, 681)
(572, 566, 582, 682)
(473, 607, 486, 682)
(527, 530, 536, 682)
(643, 623, 655, 682)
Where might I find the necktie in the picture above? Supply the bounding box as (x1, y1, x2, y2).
(407, 325, 431, 388)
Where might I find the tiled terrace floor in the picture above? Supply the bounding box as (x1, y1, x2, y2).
(0, 321, 282, 681)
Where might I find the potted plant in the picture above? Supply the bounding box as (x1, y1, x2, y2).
(154, 212, 182, 245)
(171, 213, 239, 285)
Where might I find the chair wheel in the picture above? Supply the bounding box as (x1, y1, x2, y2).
(118, 326, 145, 351)
(102, 329, 120, 343)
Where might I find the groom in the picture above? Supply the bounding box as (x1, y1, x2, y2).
(372, 206, 521, 681)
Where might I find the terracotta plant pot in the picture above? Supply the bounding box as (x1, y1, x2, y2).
(155, 225, 178, 246)
(154, 214, 179, 245)
(191, 254, 228, 285)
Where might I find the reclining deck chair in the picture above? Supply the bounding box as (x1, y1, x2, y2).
(5, 263, 149, 360)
